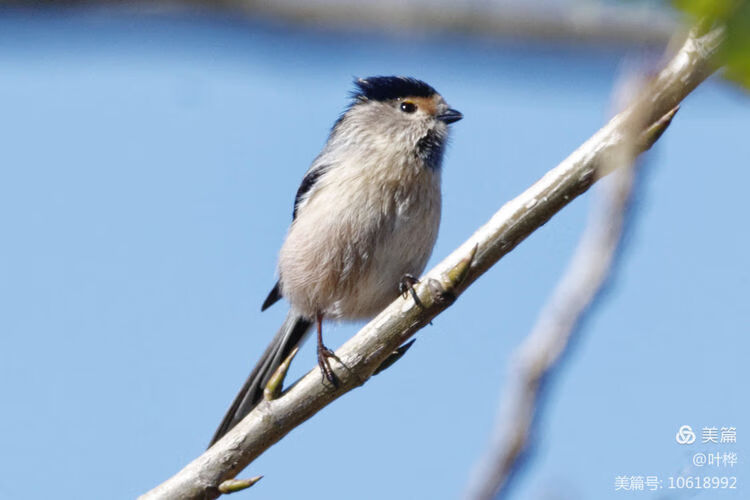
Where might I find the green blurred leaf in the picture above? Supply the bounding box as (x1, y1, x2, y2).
(673, 0, 737, 19)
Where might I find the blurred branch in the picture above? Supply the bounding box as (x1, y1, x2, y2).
(27, 0, 677, 46)
(464, 67, 669, 500)
(218, 0, 676, 45)
(140, 26, 724, 500)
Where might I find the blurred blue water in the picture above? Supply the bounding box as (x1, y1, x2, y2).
(0, 9, 746, 500)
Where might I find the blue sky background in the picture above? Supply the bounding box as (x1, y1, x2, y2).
(0, 9, 747, 500)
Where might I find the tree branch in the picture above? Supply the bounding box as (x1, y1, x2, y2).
(37, 1, 678, 45)
(464, 62, 661, 500)
(140, 26, 725, 500)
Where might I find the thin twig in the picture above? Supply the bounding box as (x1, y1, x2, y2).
(140, 26, 724, 500)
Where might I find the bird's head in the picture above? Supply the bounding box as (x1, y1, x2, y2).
(331, 76, 462, 169)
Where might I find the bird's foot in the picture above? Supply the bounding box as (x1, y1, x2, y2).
(317, 343, 340, 388)
(399, 273, 425, 309)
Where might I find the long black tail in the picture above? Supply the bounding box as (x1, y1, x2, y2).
(209, 312, 313, 446)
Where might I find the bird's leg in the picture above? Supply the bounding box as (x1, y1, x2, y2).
(316, 312, 338, 387)
(399, 273, 424, 309)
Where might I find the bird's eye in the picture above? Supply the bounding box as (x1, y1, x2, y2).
(400, 101, 417, 113)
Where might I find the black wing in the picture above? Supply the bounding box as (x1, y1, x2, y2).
(293, 163, 330, 220)
(262, 163, 330, 311)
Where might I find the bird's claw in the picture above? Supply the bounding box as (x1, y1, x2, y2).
(399, 273, 425, 309)
(317, 344, 339, 387)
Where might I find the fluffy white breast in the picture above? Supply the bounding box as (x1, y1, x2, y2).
(278, 149, 441, 320)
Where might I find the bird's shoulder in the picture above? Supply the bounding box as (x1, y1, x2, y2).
(293, 160, 332, 220)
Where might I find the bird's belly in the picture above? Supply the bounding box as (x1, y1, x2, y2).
(340, 205, 438, 318)
(278, 175, 441, 320)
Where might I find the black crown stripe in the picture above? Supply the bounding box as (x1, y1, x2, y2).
(352, 76, 436, 102)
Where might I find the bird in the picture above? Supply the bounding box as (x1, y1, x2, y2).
(210, 76, 462, 446)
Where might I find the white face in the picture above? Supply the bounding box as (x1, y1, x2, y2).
(389, 94, 451, 128)
(330, 92, 459, 170)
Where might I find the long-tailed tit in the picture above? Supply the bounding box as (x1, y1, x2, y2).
(210, 76, 462, 445)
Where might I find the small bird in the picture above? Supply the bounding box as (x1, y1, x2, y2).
(210, 76, 462, 445)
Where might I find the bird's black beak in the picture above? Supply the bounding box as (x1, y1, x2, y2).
(438, 108, 463, 124)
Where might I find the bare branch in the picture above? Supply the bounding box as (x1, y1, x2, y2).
(140, 26, 724, 500)
(213, 0, 677, 46)
(464, 62, 671, 500)
(41, 1, 678, 45)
